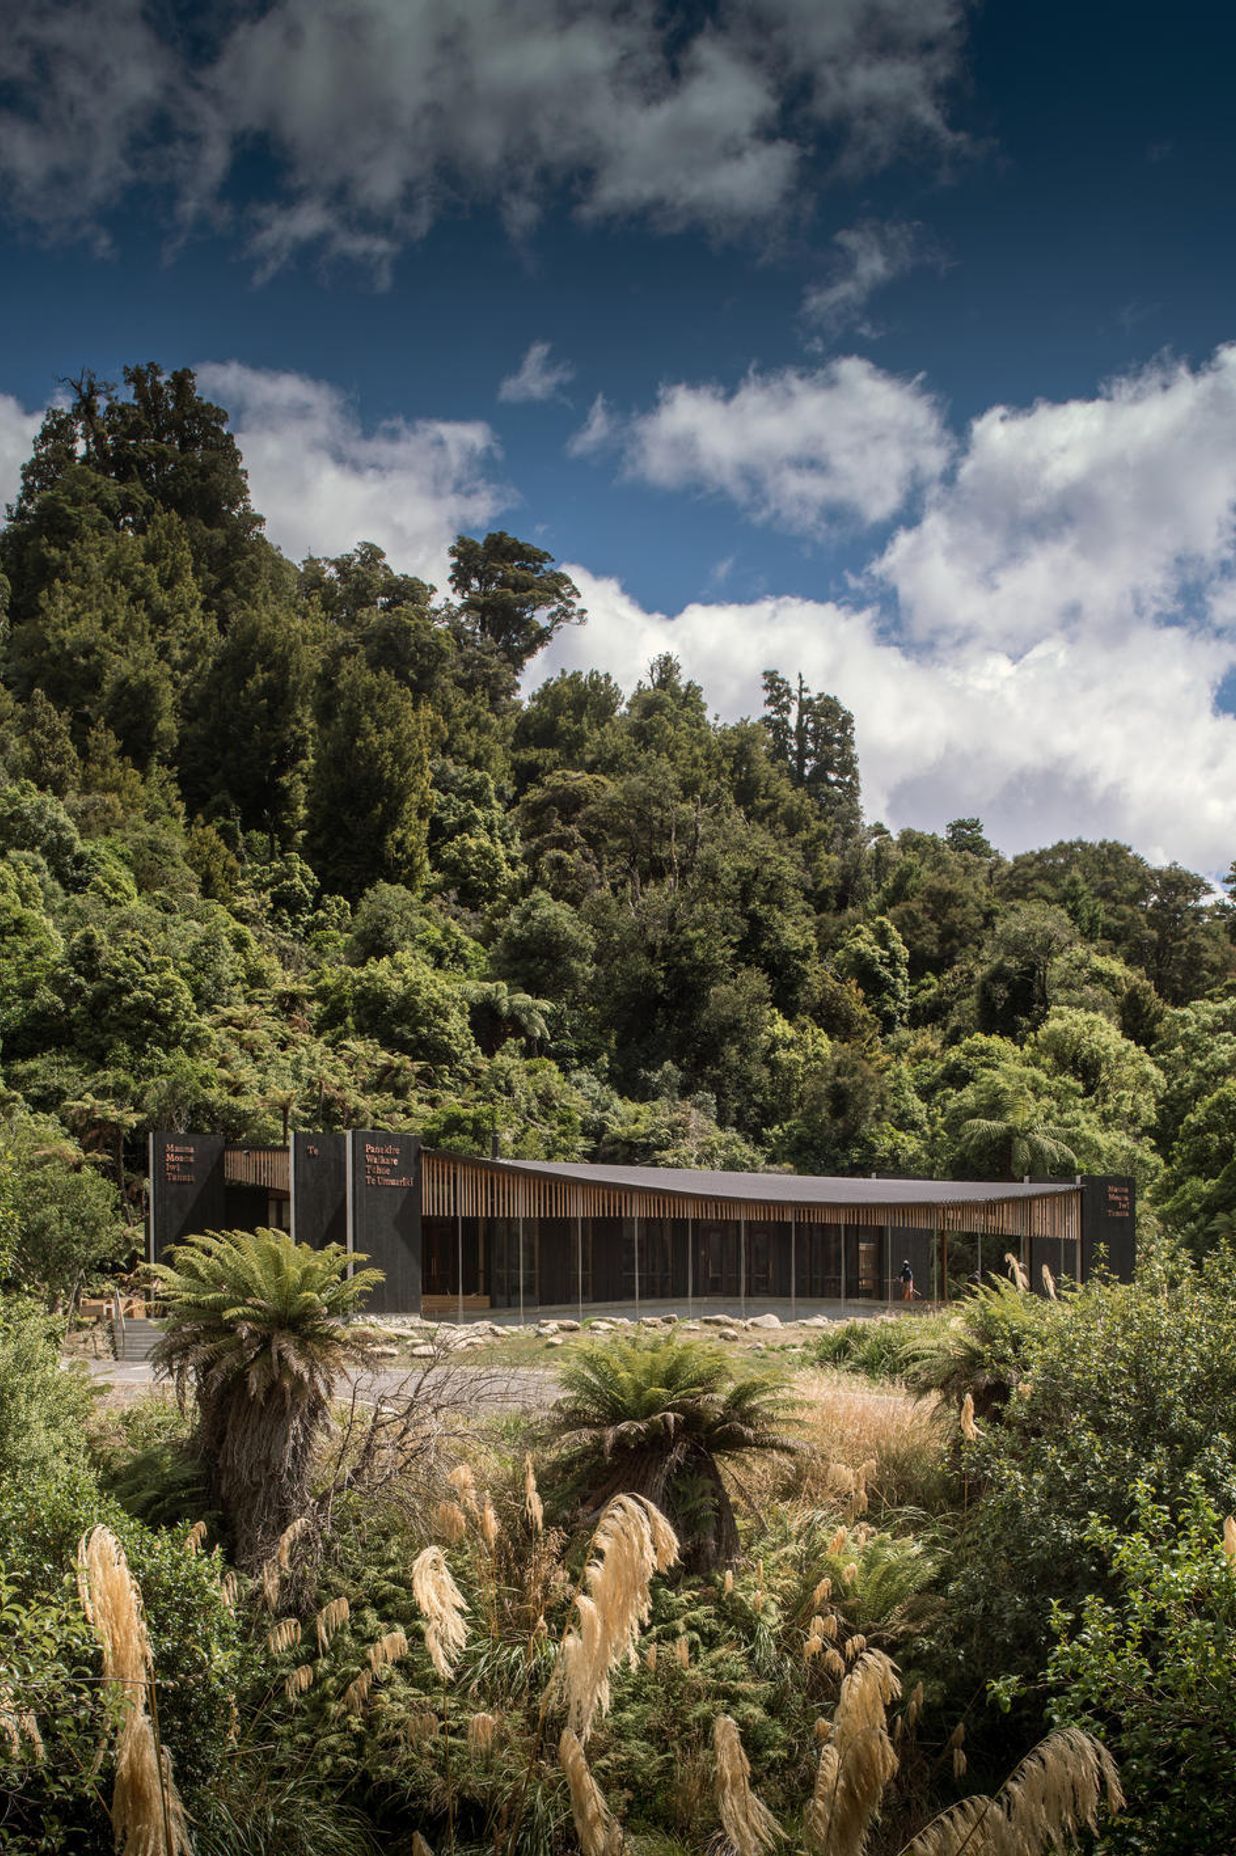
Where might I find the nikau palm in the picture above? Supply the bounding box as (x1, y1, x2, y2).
(550, 1333, 793, 1570)
(151, 1228, 381, 1569)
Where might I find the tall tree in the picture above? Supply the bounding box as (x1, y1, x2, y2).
(4, 364, 265, 610)
(449, 530, 584, 674)
(761, 669, 862, 848)
(179, 597, 315, 843)
(303, 655, 433, 898)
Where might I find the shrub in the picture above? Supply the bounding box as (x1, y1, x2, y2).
(933, 1250, 1236, 1740)
(549, 1334, 795, 1570)
(0, 1464, 241, 1852)
(0, 1298, 96, 1484)
(1047, 1483, 1236, 1854)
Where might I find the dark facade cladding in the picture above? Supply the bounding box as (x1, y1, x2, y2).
(148, 1134, 1137, 1317)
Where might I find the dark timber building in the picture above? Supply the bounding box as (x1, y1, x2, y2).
(148, 1132, 1135, 1318)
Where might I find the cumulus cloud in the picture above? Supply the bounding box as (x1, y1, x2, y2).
(0, 394, 42, 514)
(531, 566, 1236, 871)
(195, 363, 509, 585)
(531, 344, 1236, 871)
(612, 360, 951, 533)
(0, 0, 970, 261)
(499, 341, 575, 404)
(0, 0, 178, 243)
(878, 344, 1236, 650)
(802, 218, 938, 335)
(567, 393, 617, 458)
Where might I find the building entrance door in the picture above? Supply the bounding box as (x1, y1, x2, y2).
(696, 1222, 741, 1298)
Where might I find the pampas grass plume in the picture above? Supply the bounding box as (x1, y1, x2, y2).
(480, 1496, 501, 1550)
(183, 1521, 207, 1555)
(412, 1546, 469, 1683)
(77, 1526, 192, 1856)
(645, 1642, 658, 1672)
(556, 1495, 679, 1742)
(342, 1669, 373, 1715)
(276, 1514, 312, 1570)
(560, 1727, 624, 1856)
(468, 1711, 498, 1752)
(1042, 1264, 1058, 1300)
(435, 1500, 468, 1545)
(713, 1714, 782, 1856)
(723, 1569, 734, 1595)
(448, 1463, 478, 1512)
(285, 1663, 314, 1700)
(369, 1628, 410, 1672)
(804, 1649, 900, 1856)
(411, 1835, 434, 1856)
(1223, 1515, 1236, 1561)
(960, 1394, 979, 1442)
(525, 1454, 545, 1534)
(901, 1726, 1123, 1856)
(316, 1595, 350, 1651)
(267, 1618, 301, 1655)
(1005, 1251, 1030, 1292)
(675, 1636, 690, 1669)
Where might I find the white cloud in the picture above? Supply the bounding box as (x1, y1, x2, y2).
(499, 341, 576, 404)
(530, 566, 1236, 871)
(194, 363, 509, 586)
(878, 345, 1236, 651)
(0, 0, 178, 244)
(530, 343, 1236, 872)
(802, 219, 936, 335)
(0, 394, 42, 516)
(615, 360, 951, 532)
(567, 394, 617, 458)
(0, 0, 970, 261)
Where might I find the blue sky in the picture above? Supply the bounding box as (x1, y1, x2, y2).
(3, 0, 1236, 869)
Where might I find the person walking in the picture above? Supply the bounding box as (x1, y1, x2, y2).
(898, 1259, 916, 1302)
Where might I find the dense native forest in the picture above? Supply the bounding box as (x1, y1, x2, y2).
(2, 367, 1235, 1856)
(3, 365, 1236, 1302)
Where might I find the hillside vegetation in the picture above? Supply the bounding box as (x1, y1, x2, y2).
(2, 365, 1235, 1304)
(2, 366, 1236, 1854)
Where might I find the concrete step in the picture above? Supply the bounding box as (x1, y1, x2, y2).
(113, 1318, 164, 1362)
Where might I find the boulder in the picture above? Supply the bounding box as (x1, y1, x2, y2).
(748, 1313, 782, 1329)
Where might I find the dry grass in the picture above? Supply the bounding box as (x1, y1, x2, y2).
(77, 1525, 193, 1856)
(755, 1370, 947, 1515)
(560, 1727, 624, 1856)
(714, 1714, 783, 1856)
(411, 1546, 469, 1682)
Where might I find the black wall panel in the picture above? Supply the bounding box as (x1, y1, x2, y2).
(348, 1131, 422, 1315)
(149, 1134, 225, 1263)
(292, 1132, 348, 1249)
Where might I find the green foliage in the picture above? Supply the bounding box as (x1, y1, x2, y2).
(0, 1299, 96, 1483)
(940, 1255, 1236, 1706)
(549, 1333, 794, 1569)
(1047, 1484, 1236, 1855)
(1, 1115, 128, 1306)
(305, 654, 434, 897)
(151, 1228, 382, 1566)
(0, 1464, 241, 1853)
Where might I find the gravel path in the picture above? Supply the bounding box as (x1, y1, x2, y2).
(82, 1354, 560, 1413)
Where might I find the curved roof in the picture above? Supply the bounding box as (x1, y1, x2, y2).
(488, 1158, 1076, 1208)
